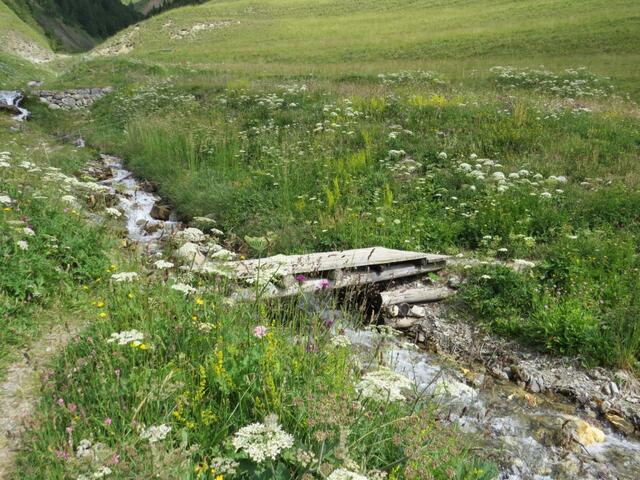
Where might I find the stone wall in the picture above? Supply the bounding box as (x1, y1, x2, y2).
(32, 87, 113, 110)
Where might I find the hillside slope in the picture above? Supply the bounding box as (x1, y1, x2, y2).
(94, 0, 640, 86)
(0, 0, 53, 63)
(3, 0, 141, 51)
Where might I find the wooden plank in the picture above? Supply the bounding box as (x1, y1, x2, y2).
(380, 287, 455, 306)
(226, 247, 448, 279)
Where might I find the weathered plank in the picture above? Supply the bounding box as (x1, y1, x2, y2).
(380, 286, 455, 306)
(226, 247, 447, 279)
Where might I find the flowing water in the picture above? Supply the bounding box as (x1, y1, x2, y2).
(345, 328, 640, 480)
(0, 91, 30, 121)
(99, 154, 178, 249)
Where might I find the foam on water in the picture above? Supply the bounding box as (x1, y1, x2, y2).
(0, 91, 30, 121)
(99, 154, 178, 246)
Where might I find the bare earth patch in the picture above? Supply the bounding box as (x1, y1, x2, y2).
(0, 318, 84, 477)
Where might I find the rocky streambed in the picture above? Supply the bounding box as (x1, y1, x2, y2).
(89, 152, 640, 479)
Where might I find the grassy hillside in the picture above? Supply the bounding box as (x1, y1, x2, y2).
(0, 0, 51, 54)
(95, 0, 640, 92)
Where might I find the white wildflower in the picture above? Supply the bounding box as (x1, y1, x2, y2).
(107, 330, 144, 346)
(0, 195, 13, 205)
(331, 335, 352, 347)
(0, 161, 10, 168)
(295, 448, 317, 468)
(540, 191, 552, 199)
(175, 227, 206, 243)
(93, 466, 112, 479)
(198, 322, 215, 332)
(209, 457, 239, 475)
(469, 153, 478, 160)
(153, 260, 174, 270)
(232, 414, 294, 463)
(76, 439, 93, 458)
(111, 272, 138, 282)
(23, 227, 35, 236)
(17, 240, 28, 251)
(437, 151, 447, 160)
(458, 162, 472, 172)
(356, 367, 413, 402)
(492, 171, 506, 181)
(105, 207, 122, 218)
(328, 468, 368, 480)
(140, 424, 171, 443)
(61, 195, 79, 205)
(171, 283, 197, 295)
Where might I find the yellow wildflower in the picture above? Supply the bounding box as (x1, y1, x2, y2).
(98, 312, 107, 318)
(195, 297, 204, 306)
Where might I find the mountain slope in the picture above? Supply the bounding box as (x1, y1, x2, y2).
(3, 0, 141, 51)
(0, 0, 53, 62)
(94, 0, 640, 82)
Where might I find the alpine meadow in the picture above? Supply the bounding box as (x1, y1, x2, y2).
(1, 1, 640, 480)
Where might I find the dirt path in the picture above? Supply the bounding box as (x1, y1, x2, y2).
(0, 319, 84, 478)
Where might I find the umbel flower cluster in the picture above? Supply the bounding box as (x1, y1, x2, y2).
(231, 414, 294, 463)
(356, 367, 413, 402)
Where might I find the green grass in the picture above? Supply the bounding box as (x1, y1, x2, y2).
(4, 0, 640, 477)
(0, 121, 111, 370)
(91, 0, 640, 98)
(1, 119, 495, 480)
(69, 64, 640, 371)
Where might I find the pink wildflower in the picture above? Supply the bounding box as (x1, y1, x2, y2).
(104, 417, 112, 426)
(295, 274, 306, 282)
(253, 325, 268, 338)
(319, 279, 331, 289)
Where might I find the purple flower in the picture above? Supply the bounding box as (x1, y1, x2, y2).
(57, 398, 65, 407)
(253, 325, 268, 338)
(319, 279, 331, 289)
(104, 417, 112, 426)
(68, 403, 77, 413)
(55, 449, 69, 460)
(295, 274, 306, 283)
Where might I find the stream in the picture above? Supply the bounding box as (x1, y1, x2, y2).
(0, 91, 30, 121)
(7, 99, 640, 479)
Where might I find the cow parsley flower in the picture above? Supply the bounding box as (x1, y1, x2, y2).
(327, 468, 368, 480)
(105, 207, 122, 218)
(153, 260, 174, 270)
(175, 227, 206, 243)
(140, 424, 171, 443)
(16, 240, 29, 251)
(107, 330, 144, 346)
(111, 272, 138, 282)
(232, 414, 294, 463)
(93, 467, 112, 479)
(171, 283, 197, 295)
(0, 195, 13, 205)
(331, 335, 352, 347)
(23, 227, 35, 236)
(356, 368, 412, 402)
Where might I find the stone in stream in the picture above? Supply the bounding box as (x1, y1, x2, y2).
(150, 202, 171, 221)
(174, 242, 206, 267)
